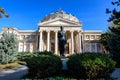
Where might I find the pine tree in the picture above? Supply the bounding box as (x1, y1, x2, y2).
(106, 0, 120, 67)
(99, 32, 111, 53)
(106, 0, 120, 34)
(0, 32, 18, 64)
(106, 0, 120, 25)
(0, 7, 9, 18)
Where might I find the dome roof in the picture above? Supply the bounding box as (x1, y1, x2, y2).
(41, 9, 79, 23)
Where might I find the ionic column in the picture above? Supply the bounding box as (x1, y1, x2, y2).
(78, 31, 82, 53)
(71, 31, 74, 54)
(54, 31, 58, 55)
(47, 31, 50, 51)
(39, 31, 43, 51)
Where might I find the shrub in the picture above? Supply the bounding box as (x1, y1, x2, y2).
(36, 50, 53, 55)
(17, 52, 32, 61)
(67, 52, 116, 79)
(17, 51, 53, 61)
(25, 51, 62, 78)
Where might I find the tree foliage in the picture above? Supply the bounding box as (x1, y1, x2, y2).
(0, 7, 9, 18)
(99, 32, 111, 53)
(106, 0, 120, 25)
(105, 0, 120, 67)
(0, 32, 18, 64)
(101, 0, 120, 52)
(108, 34, 120, 61)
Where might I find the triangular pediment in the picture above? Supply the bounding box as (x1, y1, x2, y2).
(38, 18, 82, 27)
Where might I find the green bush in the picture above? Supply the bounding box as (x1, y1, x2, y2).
(17, 52, 32, 61)
(67, 52, 116, 79)
(17, 51, 53, 61)
(25, 51, 62, 78)
(36, 50, 53, 55)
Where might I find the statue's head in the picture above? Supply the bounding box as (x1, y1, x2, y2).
(60, 26, 63, 31)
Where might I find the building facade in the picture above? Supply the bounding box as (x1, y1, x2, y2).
(0, 10, 103, 55)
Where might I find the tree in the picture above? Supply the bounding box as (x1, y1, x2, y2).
(108, 34, 120, 64)
(0, 32, 18, 64)
(106, 0, 120, 67)
(0, 7, 9, 18)
(99, 32, 111, 53)
(106, 0, 120, 25)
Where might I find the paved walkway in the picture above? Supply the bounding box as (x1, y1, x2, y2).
(111, 68, 120, 80)
(0, 65, 28, 80)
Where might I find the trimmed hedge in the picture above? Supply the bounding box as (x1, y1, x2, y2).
(25, 51, 62, 78)
(67, 52, 116, 79)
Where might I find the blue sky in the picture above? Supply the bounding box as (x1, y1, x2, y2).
(0, 0, 114, 32)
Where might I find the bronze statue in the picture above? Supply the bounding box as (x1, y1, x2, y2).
(58, 26, 67, 56)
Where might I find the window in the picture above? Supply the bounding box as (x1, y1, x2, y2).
(20, 35, 25, 40)
(97, 43, 102, 53)
(91, 35, 95, 39)
(86, 35, 90, 39)
(26, 35, 30, 40)
(91, 43, 96, 52)
(30, 35, 35, 39)
(25, 43, 30, 52)
(96, 35, 100, 39)
(85, 43, 91, 52)
(19, 43, 24, 52)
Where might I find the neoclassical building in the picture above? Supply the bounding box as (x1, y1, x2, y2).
(0, 9, 103, 55)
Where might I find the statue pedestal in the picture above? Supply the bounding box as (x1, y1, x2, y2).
(61, 57, 68, 70)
